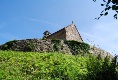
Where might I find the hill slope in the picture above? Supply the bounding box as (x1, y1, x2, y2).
(0, 39, 113, 59)
(0, 50, 118, 80)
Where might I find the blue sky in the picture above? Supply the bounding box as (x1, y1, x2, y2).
(0, 0, 118, 55)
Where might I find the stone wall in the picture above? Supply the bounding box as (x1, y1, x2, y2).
(0, 39, 113, 59)
(0, 39, 71, 54)
(46, 28, 66, 40)
(46, 23, 83, 42)
(90, 45, 113, 59)
(65, 24, 83, 42)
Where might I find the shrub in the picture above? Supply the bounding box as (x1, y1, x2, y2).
(25, 42, 35, 52)
(0, 50, 88, 80)
(0, 50, 117, 80)
(64, 40, 90, 55)
(51, 39, 61, 52)
(2, 40, 17, 50)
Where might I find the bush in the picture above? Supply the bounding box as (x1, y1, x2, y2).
(25, 42, 35, 52)
(64, 40, 90, 55)
(0, 50, 88, 80)
(2, 40, 17, 50)
(51, 39, 61, 52)
(86, 54, 118, 80)
(0, 50, 117, 80)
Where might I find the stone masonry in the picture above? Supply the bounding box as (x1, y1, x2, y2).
(0, 39, 71, 54)
(0, 39, 113, 59)
(89, 45, 113, 60)
(45, 22, 83, 42)
(0, 22, 113, 59)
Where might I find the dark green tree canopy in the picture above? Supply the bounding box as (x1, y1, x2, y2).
(93, 0, 118, 19)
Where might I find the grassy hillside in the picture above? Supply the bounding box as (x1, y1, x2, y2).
(0, 50, 118, 80)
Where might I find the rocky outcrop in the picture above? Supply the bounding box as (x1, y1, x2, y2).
(90, 46, 113, 59)
(0, 39, 71, 54)
(0, 39, 113, 59)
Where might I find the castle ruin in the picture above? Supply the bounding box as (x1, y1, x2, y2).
(43, 22, 83, 42)
(0, 22, 113, 59)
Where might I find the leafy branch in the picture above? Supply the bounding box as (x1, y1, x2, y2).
(93, 0, 118, 19)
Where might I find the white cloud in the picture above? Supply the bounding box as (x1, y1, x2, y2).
(26, 18, 62, 28)
(80, 31, 105, 42)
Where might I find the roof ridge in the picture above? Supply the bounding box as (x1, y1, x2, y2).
(73, 25, 83, 41)
(46, 23, 74, 37)
(46, 27, 65, 37)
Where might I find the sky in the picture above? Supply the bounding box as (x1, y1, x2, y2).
(0, 0, 118, 56)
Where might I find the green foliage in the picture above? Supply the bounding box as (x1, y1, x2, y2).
(51, 39, 61, 52)
(0, 50, 118, 80)
(93, 0, 118, 19)
(64, 40, 90, 55)
(87, 55, 118, 80)
(2, 40, 17, 50)
(25, 42, 35, 52)
(0, 50, 88, 80)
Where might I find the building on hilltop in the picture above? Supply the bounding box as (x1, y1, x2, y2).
(43, 21, 83, 42)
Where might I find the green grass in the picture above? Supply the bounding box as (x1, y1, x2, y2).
(0, 50, 88, 80)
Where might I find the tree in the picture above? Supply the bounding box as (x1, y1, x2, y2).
(93, 0, 118, 19)
(87, 55, 118, 80)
